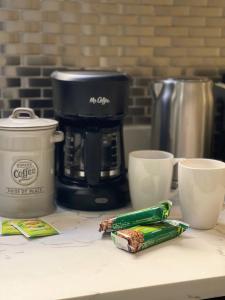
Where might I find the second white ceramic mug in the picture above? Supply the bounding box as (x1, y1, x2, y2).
(178, 159, 225, 229)
(128, 150, 178, 210)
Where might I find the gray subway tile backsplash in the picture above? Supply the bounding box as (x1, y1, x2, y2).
(0, 45, 5, 53)
(17, 67, 41, 76)
(43, 109, 54, 118)
(26, 55, 57, 66)
(43, 89, 52, 97)
(8, 99, 21, 108)
(134, 78, 151, 86)
(29, 78, 51, 87)
(133, 116, 151, 125)
(6, 56, 21, 66)
(2, 1, 224, 123)
(42, 67, 67, 76)
(128, 106, 145, 116)
(32, 109, 41, 117)
(29, 99, 53, 108)
(6, 78, 21, 87)
(2, 110, 13, 117)
(135, 97, 152, 106)
(131, 87, 146, 97)
(19, 89, 41, 98)
(0, 100, 4, 109)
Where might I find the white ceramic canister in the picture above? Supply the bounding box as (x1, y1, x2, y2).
(0, 107, 64, 218)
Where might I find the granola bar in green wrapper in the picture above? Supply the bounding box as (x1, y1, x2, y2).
(1, 219, 21, 235)
(111, 220, 189, 253)
(11, 219, 59, 238)
(99, 201, 172, 232)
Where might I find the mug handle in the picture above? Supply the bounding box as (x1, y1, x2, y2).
(173, 158, 185, 168)
(169, 158, 185, 200)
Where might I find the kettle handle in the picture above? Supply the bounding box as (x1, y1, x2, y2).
(149, 81, 168, 102)
(150, 80, 175, 102)
(149, 81, 158, 101)
(150, 80, 175, 150)
(10, 107, 39, 119)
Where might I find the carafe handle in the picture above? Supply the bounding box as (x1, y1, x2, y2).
(84, 131, 102, 186)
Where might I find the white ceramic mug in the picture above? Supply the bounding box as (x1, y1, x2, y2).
(178, 159, 225, 229)
(128, 150, 179, 210)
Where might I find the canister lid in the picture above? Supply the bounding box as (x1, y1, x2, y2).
(0, 108, 58, 130)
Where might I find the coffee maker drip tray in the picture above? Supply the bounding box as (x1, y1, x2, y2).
(56, 176, 129, 211)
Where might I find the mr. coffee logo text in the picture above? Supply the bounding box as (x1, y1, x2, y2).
(89, 97, 110, 105)
(12, 160, 38, 186)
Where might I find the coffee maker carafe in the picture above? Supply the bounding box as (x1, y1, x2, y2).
(51, 70, 130, 210)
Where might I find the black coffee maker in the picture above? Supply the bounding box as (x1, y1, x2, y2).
(51, 70, 130, 210)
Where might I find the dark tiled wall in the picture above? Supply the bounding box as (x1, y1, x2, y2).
(1, 0, 225, 123)
(1, 61, 55, 119)
(0, 58, 152, 123)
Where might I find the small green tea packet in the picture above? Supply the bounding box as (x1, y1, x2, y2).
(11, 219, 59, 238)
(1, 219, 21, 235)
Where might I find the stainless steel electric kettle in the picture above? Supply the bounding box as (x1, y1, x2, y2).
(150, 77, 214, 158)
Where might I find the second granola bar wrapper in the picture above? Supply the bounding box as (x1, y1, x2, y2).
(99, 200, 172, 232)
(111, 220, 189, 253)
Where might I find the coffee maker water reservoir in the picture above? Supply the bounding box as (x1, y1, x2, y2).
(51, 70, 130, 210)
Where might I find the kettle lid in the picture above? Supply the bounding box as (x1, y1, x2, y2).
(153, 76, 212, 83)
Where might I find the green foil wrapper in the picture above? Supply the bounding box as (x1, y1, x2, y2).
(111, 220, 189, 253)
(99, 201, 172, 232)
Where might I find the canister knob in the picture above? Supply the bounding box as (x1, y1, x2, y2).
(10, 107, 38, 119)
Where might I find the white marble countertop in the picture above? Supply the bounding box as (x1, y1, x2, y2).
(0, 200, 225, 300)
